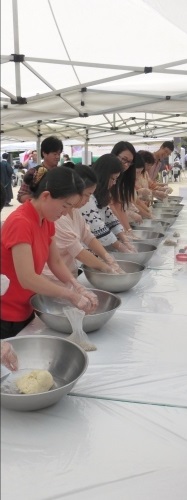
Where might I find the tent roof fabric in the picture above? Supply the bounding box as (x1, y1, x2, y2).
(1, 0, 187, 144)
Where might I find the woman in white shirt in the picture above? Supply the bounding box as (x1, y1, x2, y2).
(78, 155, 136, 253)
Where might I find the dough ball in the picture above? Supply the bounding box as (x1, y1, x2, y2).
(164, 238, 177, 247)
(16, 370, 54, 394)
(173, 231, 180, 238)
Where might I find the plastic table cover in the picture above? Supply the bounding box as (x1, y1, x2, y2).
(17, 311, 187, 407)
(1, 397, 187, 500)
(1, 201, 187, 500)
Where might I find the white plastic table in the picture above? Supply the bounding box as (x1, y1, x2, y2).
(1, 202, 187, 500)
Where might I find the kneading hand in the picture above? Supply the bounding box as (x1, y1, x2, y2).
(104, 254, 125, 274)
(118, 241, 138, 254)
(1, 342, 18, 371)
(71, 293, 95, 313)
(71, 279, 98, 312)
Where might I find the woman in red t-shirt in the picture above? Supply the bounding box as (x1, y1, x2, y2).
(1, 167, 98, 339)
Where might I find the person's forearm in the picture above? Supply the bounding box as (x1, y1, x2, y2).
(48, 257, 76, 284)
(88, 238, 110, 261)
(76, 248, 107, 271)
(18, 270, 75, 301)
(110, 201, 131, 231)
(22, 159, 29, 167)
(135, 199, 151, 217)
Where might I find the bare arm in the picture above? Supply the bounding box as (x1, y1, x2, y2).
(134, 198, 152, 218)
(12, 243, 75, 300)
(76, 248, 110, 272)
(11, 241, 94, 312)
(47, 238, 76, 284)
(110, 201, 131, 231)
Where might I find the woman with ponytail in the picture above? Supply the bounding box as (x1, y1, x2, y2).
(1, 167, 98, 339)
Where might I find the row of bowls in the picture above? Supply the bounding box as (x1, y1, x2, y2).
(29, 195, 184, 331)
(1, 195, 183, 411)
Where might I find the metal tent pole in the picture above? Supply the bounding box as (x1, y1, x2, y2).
(12, 0, 21, 97)
(84, 129, 89, 165)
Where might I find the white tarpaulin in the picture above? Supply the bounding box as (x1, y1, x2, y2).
(2, 202, 187, 500)
(1, 0, 187, 144)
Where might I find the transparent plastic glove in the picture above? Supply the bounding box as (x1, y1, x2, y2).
(118, 241, 138, 254)
(71, 279, 98, 312)
(71, 293, 94, 314)
(63, 307, 96, 351)
(138, 187, 152, 199)
(1, 342, 18, 371)
(129, 212, 143, 224)
(103, 254, 126, 274)
(128, 230, 141, 240)
(98, 262, 116, 274)
(165, 187, 173, 194)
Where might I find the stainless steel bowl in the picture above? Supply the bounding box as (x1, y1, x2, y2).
(83, 261, 145, 293)
(153, 196, 183, 205)
(1, 335, 88, 411)
(152, 213, 178, 226)
(109, 242, 156, 265)
(131, 229, 164, 247)
(30, 290, 121, 333)
(168, 196, 183, 203)
(153, 207, 180, 216)
(132, 219, 170, 232)
(153, 205, 183, 215)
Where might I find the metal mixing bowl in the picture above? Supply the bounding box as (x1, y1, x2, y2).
(153, 201, 184, 212)
(109, 242, 156, 265)
(132, 220, 170, 232)
(30, 290, 121, 333)
(131, 229, 164, 247)
(153, 207, 181, 216)
(153, 196, 183, 204)
(83, 261, 145, 293)
(1, 335, 88, 411)
(152, 213, 178, 226)
(168, 196, 183, 203)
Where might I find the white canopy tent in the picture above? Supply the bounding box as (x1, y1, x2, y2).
(1, 0, 187, 157)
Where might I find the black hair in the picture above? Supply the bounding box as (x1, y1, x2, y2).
(24, 166, 85, 199)
(41, 136, 63, 158)
(63, 161, 75, 169)
(92, 154, 122, 208)
(111, 141, 136, 157)
(2, 153, 9, 160)
(74, 164, 97, 188)
(111, 141, 136, 207)
(161, 141, 174, 152)
(0, 183, 6, 211)
(134, 152, 145, 173)
(138, 150, 155, 165)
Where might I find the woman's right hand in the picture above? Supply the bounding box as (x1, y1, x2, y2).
(1, 342, 18, 371)
(130, 213, 143, 224)
(117, 241, 137, 254)
(70, 291, 96, 314)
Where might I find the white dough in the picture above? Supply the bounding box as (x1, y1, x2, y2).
(173, 231, 180, 237)
(16, 370, 54, 394)
(163, 238, 177, 247)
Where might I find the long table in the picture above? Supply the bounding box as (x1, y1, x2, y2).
(1, 203, 187, 500)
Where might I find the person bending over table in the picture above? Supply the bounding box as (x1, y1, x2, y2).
(43, 165, 123, 281)
(78, 154, 136, 253)
(1, 166, 98, 339)
(110, 141, 143, 232)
